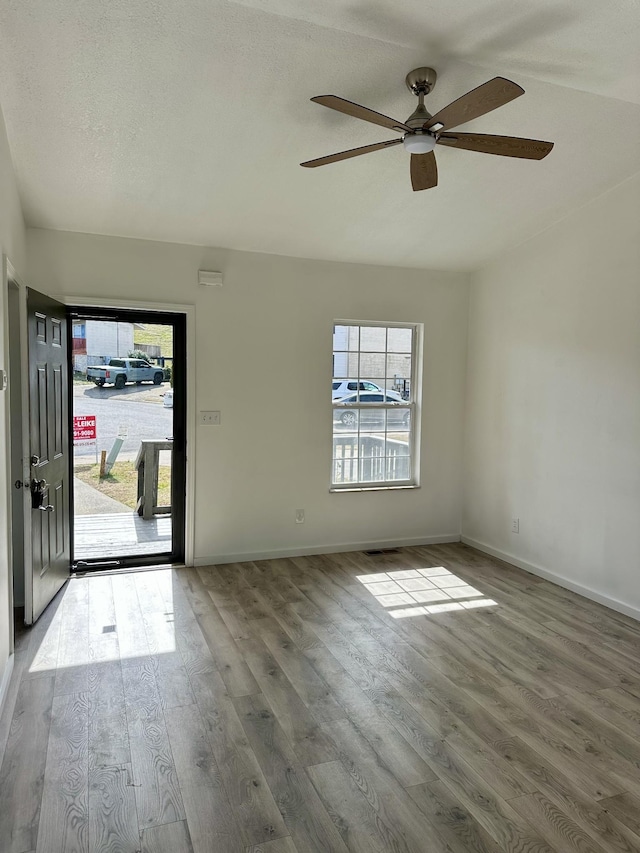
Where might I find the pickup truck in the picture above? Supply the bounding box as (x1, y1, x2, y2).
(87, 358, 164, 389)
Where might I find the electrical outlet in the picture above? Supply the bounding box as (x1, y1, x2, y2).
(512, 517, 519, 534)
(295, 509, 305, 524)
(200, 410, 221, 425)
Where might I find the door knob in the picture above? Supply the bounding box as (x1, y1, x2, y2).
(30, 455, 40, 466)
(30, 477, 49, 509)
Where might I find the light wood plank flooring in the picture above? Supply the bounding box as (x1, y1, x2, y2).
(1, 543, 640, 852)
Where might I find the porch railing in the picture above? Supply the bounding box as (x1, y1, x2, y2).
(135, 439, 172, 520)
(333, 434, 410, 484)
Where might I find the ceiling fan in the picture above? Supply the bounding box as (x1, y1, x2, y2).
(301, 68, 553, 191)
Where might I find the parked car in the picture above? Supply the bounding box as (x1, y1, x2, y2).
(333, 379, 382, 399)
(333, 392, 410, 428)
(87, 358, 164, 389)
(332, 380, 403, 401)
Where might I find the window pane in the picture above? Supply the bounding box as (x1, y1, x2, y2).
(333, 358, 347, 380)
(360, 454, 387, 482)
(386, 436, 410, 459)
(332, 433, 360, 485)
(333, 456, 359, 484)
(333, 404, 359, 429)
(387, 353, 411, 378)
(386, 456, 411, 480)
(386, 352, 411, 376)
(389, 379, 411, 400)
(333, 324, 357, 353)
(360, 326, 386, 352)
(359, 352, 386, 377)
(359, 428, 396, 481)
(387, 327, 412, 353)
(333, 433, 359, 458)
(357, 408, 386, 430)
(386, 407, 411, 435)
(358, 422, 389, 483)
(346, 353, 360, 377)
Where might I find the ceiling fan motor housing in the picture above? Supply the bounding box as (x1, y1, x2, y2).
(404, 99, 436, 154)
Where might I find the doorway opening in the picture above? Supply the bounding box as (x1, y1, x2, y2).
(68, 307, 186, 570)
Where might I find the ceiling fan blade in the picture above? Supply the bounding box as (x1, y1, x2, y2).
(410, 152, 438, 191)
(438, 132, 553, 160)
(301, 138, 401, 168)
(311, 95, 411, 133)
(425, 77, 524, 132)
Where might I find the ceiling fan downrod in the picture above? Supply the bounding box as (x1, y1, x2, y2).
(404, 67, 437, 130)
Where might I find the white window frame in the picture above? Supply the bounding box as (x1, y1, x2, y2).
(331, 320, 419, 491)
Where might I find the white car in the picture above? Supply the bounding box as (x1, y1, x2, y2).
(333, 391, 410, 428)
(332, 380, 403, 401)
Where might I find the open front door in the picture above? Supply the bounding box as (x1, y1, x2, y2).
(27, 287, 71, 622)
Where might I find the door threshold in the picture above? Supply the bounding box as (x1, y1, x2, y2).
(72, 562, 184, 578)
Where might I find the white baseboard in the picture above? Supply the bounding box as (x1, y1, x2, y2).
(194, 533, 461, 567)
(0, 654, 15, 720)
(462, 536, 640, 623)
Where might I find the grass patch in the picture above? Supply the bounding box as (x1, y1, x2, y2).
(133, 324, 173, 358)
(75, 462, 171, 510)
(73, 373, 93, 385)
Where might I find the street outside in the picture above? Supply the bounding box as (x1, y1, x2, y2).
(73, 381, 173, 462)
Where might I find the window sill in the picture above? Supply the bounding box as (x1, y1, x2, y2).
(330, 484, 419, 493)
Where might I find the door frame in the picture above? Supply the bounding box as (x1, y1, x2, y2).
(3, 257, 34, 625)
(61, 296, 196, 568)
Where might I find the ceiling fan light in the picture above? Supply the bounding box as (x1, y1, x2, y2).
(403, 133, 436, 154)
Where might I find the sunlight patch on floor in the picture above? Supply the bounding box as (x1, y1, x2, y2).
(27, 570, 177, 674)
(356, 567, 497, 618)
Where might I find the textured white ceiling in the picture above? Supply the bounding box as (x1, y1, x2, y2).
(0, 0, 639, 270)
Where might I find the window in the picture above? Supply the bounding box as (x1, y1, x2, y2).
(332, 322, 418, 489)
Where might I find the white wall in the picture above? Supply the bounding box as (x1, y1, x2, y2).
(27, 228, 470, 563)
(463, 173, 640, 618)
(0, 100, 26, 707)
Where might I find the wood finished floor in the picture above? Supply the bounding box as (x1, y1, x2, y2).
(1, 543, 640, 853)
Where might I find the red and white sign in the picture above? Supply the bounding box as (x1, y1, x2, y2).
(73, 415, 97, 445)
